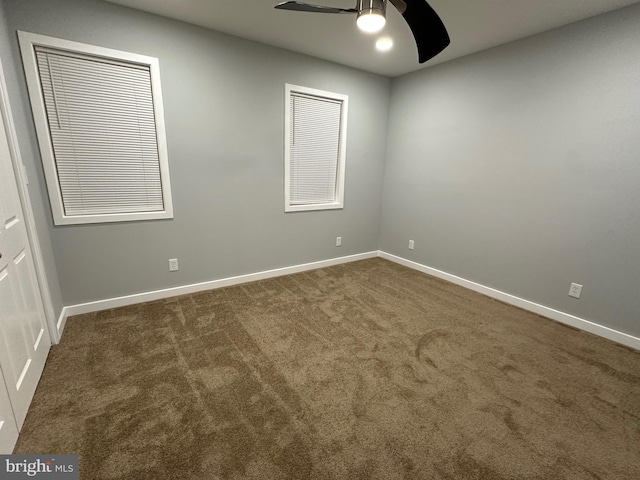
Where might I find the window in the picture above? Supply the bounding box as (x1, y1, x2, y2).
(285, 84, 348, 212)
(18, 32, 173, 225)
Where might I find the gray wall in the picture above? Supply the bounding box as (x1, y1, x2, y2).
(3, 0, 639, 340)
(0, 0, 64, 318)
(2, 0, 390, 305)
(380, 5, 640, 337)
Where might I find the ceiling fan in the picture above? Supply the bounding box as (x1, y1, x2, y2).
(274, 0, 450, 63)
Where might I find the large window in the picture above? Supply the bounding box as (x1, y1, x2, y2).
(19, 32, 173, 225)
(284, 84, 348, 212)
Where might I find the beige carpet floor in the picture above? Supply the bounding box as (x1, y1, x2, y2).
(14, 258, 640, 479)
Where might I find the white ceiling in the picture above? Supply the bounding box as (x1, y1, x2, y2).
(105, 0, 640, 77)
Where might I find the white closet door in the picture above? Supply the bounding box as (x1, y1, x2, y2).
(0, 367, 19, 453)
(0, 83, 51, 445)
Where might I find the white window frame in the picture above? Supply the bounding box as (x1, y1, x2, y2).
(18, 31, 173, 225)
(284, 84, 348, 213)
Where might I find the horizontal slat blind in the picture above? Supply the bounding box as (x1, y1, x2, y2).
(35, 47, 163, 216)
(289, 92, 342, 206)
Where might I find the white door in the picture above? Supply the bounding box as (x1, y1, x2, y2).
(0, 366, 19, 453)
(0, 95, 51, 440)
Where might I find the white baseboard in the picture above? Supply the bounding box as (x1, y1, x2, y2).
(61, 251, 379, 323)
(378, 251, 640, 351)
(56, 307, 68, 341)
(58, 249, 639, 352)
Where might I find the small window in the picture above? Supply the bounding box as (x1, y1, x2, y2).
(19, 32, 173, 225)
(285, 84, 348, 212)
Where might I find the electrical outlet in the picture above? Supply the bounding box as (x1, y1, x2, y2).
(169, 258, 179, 272)
(336, 236, 342, 247)
(409, 240, 415, 250)
(568, 282, 583, 299)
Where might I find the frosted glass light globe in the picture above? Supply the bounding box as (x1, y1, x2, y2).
(357, 12, 386, 33)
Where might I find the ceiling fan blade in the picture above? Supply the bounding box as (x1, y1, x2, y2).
(396, 0, 450, 63)
(274, 1, 357, 14)
(388, 0, 407, 14)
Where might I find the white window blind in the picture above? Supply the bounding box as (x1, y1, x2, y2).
(285, 84, 347, 212)
(19, 32, 173, 225)
(35, 47, 163, 217)
(290, 93, 341, 205)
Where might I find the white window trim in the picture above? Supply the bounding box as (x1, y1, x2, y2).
(284, 84, 348, 213)
(18, 31, 173, 225)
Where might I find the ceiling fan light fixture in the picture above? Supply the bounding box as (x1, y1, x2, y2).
(274, 0, 451, 64)
(356, 0, 386, 33)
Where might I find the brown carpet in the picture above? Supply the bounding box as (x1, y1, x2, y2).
(14, 258, 640, 479)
